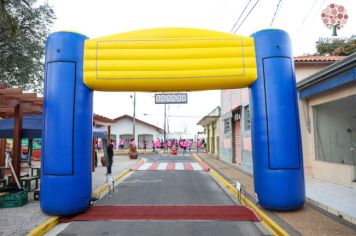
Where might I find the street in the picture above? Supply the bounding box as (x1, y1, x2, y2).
(55, 153, 269, 236)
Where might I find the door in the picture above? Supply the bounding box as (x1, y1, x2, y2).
(233, 119, 242, 164)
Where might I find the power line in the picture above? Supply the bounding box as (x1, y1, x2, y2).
(270, 0, 283, 27)
(230, 0, 253, 33)
(233, 0, 261, 34)
(297, 0, 319, 32)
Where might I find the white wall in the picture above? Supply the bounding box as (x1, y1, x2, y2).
(110, 117, 162, 144)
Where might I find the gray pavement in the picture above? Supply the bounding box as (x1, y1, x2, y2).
(56, 153, 268, 236)
(97, 171, 235, 206)
(306, 176, 356, 223)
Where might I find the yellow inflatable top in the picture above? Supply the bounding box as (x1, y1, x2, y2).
(83, 28, 257, 92)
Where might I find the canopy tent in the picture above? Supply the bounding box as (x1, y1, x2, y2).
(0, 115, 107, 139)
(0, 115, 42, 138)
(93, 127, 107, 139)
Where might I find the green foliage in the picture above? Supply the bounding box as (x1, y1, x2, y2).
(315, 35, 356, 56)
(0, 0, 55, 91)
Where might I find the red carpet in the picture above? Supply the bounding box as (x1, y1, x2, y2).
(60, 205, 260, 222)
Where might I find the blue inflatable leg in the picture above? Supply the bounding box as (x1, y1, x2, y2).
(250, 29, 305, 210)
(41, 32, 93, 215)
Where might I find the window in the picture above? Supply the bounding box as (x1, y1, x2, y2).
(244, 105, 251, 131)
(314, 95, 356, 165)
(224, 119, 231, 134)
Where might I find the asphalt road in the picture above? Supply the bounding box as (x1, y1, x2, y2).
(57, 153, 268, 236)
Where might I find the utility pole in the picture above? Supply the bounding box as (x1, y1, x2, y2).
(133, 92, 136, 141)
(163, 103, 166, 142)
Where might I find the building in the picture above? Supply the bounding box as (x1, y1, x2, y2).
(220, 56, 345, 175)
(96, 114, 164, 150)
(220, 89, 252, 173)
(298, 53, 356, 187)
(197, 107, 221, 156)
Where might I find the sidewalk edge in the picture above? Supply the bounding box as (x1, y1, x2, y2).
(193, 153, 289, 236)
(27, 217, 59, 236)
(27, 159, 144, 236)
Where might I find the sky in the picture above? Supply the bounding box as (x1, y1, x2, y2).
(45, 0, 355, 134)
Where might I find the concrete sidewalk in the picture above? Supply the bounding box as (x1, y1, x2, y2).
(196, 153, 356, 236)
(306, 176, 356, 223)
(0, 154, 140, 236)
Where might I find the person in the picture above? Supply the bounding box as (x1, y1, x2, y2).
(107, 139, 114, 174)
(128, 138, 138, 159)
(182, 139, 187, 154)
(152, 140, 156, 152)
(143, 140, 147, 152)
(196, 139, 201, 153)
(119, 138, 125, 149)
(187, 139, 192, 152)
(155, 139, 161, 151)
(167, 139, 172, 150)
(98, 139, 102, 151)
(94, 149, 98, 167)
(160, 139, 164, 151)
(5, 144, 11, 168)
(179, 139, 184, 151)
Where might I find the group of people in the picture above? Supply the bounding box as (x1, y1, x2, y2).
(150, 138, 204, 153)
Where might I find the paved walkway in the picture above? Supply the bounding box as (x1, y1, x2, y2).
(197, 153, 356, 236)
(52, 154, 268, 236)
(0, 154, 140, 236)
(306, 176, 356, 221)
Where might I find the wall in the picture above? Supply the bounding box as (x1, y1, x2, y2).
(220, 88, 252, 173)
(294, 64, 329, 82)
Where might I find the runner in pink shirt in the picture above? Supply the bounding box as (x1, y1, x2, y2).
(182, 140, 187, 154)
(196, 139, 201, 153)
(155, 140, 161, 149)
(119, 139, 125, 149)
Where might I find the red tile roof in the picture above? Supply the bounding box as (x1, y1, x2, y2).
(294, 55, 345, 62)
(93, 114, 115, 123)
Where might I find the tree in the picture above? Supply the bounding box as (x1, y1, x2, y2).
(0, 0, 55, 91)
(315, 35, 356, 56)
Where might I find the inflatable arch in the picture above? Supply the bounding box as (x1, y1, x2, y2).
(41, 28, 305, 215)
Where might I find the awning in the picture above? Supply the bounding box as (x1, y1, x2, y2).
(298, 53, 356, 99)
(197, 116, 220, 126)
(0, 115, 42, 138)
(0, 115, 107, 139)
(93, 127, 107, 139)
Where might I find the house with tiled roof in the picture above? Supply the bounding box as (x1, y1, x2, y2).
(96, 114, 164, 150)
(219, 55, 346, 175)
(294, 55, 346, 82)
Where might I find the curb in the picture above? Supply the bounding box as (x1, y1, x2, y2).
(26, 160, 143, 236)
(192, 153, 288, 236)
(27, 217, 59, 236)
